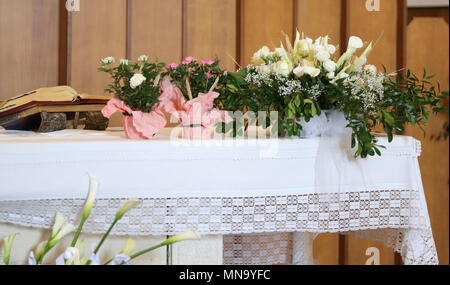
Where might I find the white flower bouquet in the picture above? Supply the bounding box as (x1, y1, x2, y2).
(218, 31, 448, 158)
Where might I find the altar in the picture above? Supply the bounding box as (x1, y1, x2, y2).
(0, 129, 439, 265)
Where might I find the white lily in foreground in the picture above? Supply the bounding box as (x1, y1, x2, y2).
(163, 230, 202, 245)
(120, 238, 136, 256)
(84, 176, 99, 219)
(2, 233, 17, 265)
(35, 213, 75, 264)
(115, 199, 142, 220)
(71, 175, 99, 248)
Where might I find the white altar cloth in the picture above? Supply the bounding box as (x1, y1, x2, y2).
(0, 129, 439, 265)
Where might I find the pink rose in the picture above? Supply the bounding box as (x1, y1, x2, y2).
(182, 56, 197, 65)
(223, 70, 228, 76)
(206, 72, 212, 79)
(200, 60, 214, 66)
(167, 63, 179, 69)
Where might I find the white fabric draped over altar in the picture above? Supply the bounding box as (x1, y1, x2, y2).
(0, 129, 438, 265)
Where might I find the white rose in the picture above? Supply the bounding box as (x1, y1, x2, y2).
(348, 36, 364, 49)
(306, 37, 313, 44)
(327, 72, 336, 79)
(101, 56, 115, 65)
(364, 64, 377, 75)
(120, 59, 130, 65)
(316, 50, 330, 62)
(323, 60, 337, 73)
(272, 61, 291, 77)
(138, 55, 148, 62)
(130, 73, 146, 89)
(256, 65, 271, 74)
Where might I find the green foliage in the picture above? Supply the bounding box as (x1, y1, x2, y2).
(99, 58, 166, 113)
(218, 67, 449, 159)
(162, 58, 229, 99)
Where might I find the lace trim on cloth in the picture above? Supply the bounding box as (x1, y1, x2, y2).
(0, 189, 438, 265)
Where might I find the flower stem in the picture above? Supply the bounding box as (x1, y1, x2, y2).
(86, 219, 118, 265)
(71, 217, 86, 247)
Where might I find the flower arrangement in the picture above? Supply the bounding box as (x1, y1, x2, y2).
(99, 56, 167, 139)
(219, 31, 449, 158)
(159, 57, 231, 139)
(100, 56, 231, 140)
(0, 176, 201, 265)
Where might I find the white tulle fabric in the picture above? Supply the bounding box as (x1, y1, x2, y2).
(0, 129, 438, 265)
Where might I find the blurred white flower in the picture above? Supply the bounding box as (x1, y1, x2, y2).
(138, 55, 148, 62)
(293, 66, 303, 78)
(327, 72, 336, 79)
(56, 247, 80, 265)
(256, 65, 272, 74)
(101, 56, 115, 65)
(337, 72, 349, 80)
(120, 59, 130, 65)
(295, 39, 311, 58)
(364, 64, 377, 75)
(316, 49, 330, 62)
(110, 254, 131, 265)
(272, 60, 292, 77)
(304, 67, 321, 77)
(348, 36, 364, 49)
(327, 44, 336, 55)
(89, 253, 101, 265)
(28, 252, 37, 265)
(323, 60, 337, 73)
(251, 46, 271, 66)
(316, 50, 330, 62)
(293, 66, 320, 78)
(130, 73, 146, 89)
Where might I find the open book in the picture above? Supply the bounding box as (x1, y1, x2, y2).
(0, 86, 111, 130)
(0, 86, 110, 117)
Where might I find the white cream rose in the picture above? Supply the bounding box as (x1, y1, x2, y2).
(130, 73, 146, 89)
(323, 60, 337, 73)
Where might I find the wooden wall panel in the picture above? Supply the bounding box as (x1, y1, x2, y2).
(185, 0, 237, 71)
(345, 0, 399, 265)
(70, 0, 127, 96)
(0, 0, 59, 100)
(405, 17, 449, 265)
(347, 0, 398, 72)
(130, 0, 182, 64)
(243, 0, 294, 66)
(295, 0, 341, 45)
